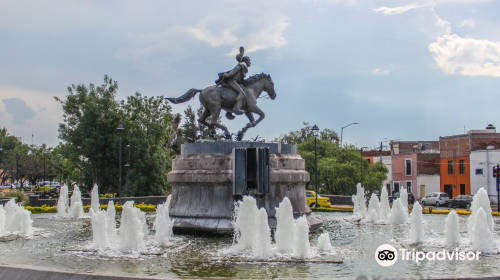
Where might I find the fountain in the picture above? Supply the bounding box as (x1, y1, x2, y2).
(57, 184, 69, 217)
(253, 208, 272, 258)
(107, 200, 117, 241)
(352, 183, 367, 219)
(468, 188, 494, 238)
(409, 202, 424, 244)
(154, 195, 174, 246)
(90, 184, 100, 213)
(1, 198, 32, 235)
(70, 185, 84, 218)
(379, 187, 390, 220)
(317, 232, 333, 252)
(445, 210, 461, 246)
(293, 215, 311, 258)
(400, 187, 408, 209)
(90, 209, 109, 249)
(389, 199, 408, 224)
(470, 207, 493, 252)
(119, 201, 146, 251)
(2, 188, 500, 279)
(367, 193, 381, 223)
(0, 204, 5, 234)
(274, 197, 295, 253)
(232, 196, 259, 251)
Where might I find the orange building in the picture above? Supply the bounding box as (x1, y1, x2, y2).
(439, 125, 500, 198)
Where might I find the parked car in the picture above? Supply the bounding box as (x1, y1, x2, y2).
(306, 190, 331, 208)
(447, 195, 473, 209)
(389, 191, 415, 205)
(421, 192, 450, 206)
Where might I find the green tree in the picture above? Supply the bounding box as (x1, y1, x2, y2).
(279, 124, 388, 195)
(274, 122, 339, 144)
(55, 75, 124, 193)
(121, 92, 175, 196)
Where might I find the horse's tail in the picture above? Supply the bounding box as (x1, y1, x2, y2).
(165, 88, 201, 104)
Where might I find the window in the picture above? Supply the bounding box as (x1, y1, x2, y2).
(460, 184, 466, 195)
(393, 182, 400, 193)
(448, 161, 453, 174)
(405, 159, 412, 176)
(476, 168, 484, 175)
(459, 160, 465, 174)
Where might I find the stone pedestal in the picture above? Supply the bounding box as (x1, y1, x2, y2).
(167, 142, 322, 234)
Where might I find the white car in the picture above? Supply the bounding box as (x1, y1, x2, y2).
(421, 192, 450, 206)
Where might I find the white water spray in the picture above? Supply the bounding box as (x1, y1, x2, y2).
(400, 187, 408, 209)
(389, 199, 408, 224)
(445, 210, 460, 246)
(0, 205, 5, 234)
(274, 197, 295, 253)
(293, 215, 311, 258)
(409, 202, 424, 244)
(232, 196, 259, 251)
(379, 187, 390, 220)
(119, 201, 146, 251)
(317, 232, 333, 252)
(367, 193, 381, 222)
(106, 201, 117, 241)
(90, 184, 100, 213)
(468, 188, 493, 241)
(57, 184, 69, 217)
(90, 210, 109, 249)
(2, 199, 32, 235)
(470, 207, 493, 252)
(352, 183, 367, 219)
(253, 208, 272, 258)
(70, 185, 84, 218)
(154, 195, 174, 245)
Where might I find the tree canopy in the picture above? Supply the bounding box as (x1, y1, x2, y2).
(277, 124, 388, 195)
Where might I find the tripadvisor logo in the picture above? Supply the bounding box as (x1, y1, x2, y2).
(375, 244, 481, 267)
(375, 244, 398, 267)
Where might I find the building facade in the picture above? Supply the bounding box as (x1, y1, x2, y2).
(390, 141, 440, 200)
(440, 125, 500, 202)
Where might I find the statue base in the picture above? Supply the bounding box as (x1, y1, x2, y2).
(167, 142, 323, 234)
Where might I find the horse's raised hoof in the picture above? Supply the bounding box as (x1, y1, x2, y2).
(225, 112, 235, 120)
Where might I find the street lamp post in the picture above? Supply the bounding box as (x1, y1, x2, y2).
(126, 144, 130, 197)
(360, 147, 368, 186)
(16, 153, 20, 189)
(43, 146, 46, 188)
(312, 125, 320, 207)
(117, 124, 125, 204)
(340, 122, 359, 147)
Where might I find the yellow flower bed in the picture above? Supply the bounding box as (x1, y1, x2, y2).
(26, 203, 157, 214)
(25, 205, 58, 214)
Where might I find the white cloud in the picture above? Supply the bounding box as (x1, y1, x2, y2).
(373, 3, 423, 15)
(186, 16, 290, 55)
(429, 34, 500, 77)
(457, 19, 475, 28)
(115, 15, 289, 73)
(370, 68, 389, 75)
(0, 87, 63, 147)
(432, 6, 451, 36)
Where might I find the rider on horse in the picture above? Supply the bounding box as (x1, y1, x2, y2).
(215, 47, 251, 115)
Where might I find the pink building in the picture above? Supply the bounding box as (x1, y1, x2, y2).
(390, 141, 440, 200)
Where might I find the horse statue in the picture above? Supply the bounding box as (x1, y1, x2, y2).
(166, 73, 276, 141)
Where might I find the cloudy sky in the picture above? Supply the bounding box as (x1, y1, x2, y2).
(1, 0, 500, 149)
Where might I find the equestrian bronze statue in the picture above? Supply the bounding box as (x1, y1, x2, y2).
(166, 47, 276, 141)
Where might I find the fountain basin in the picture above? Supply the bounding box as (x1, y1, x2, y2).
(168, 142, 322, 233)
(1, 212, 500, 279)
